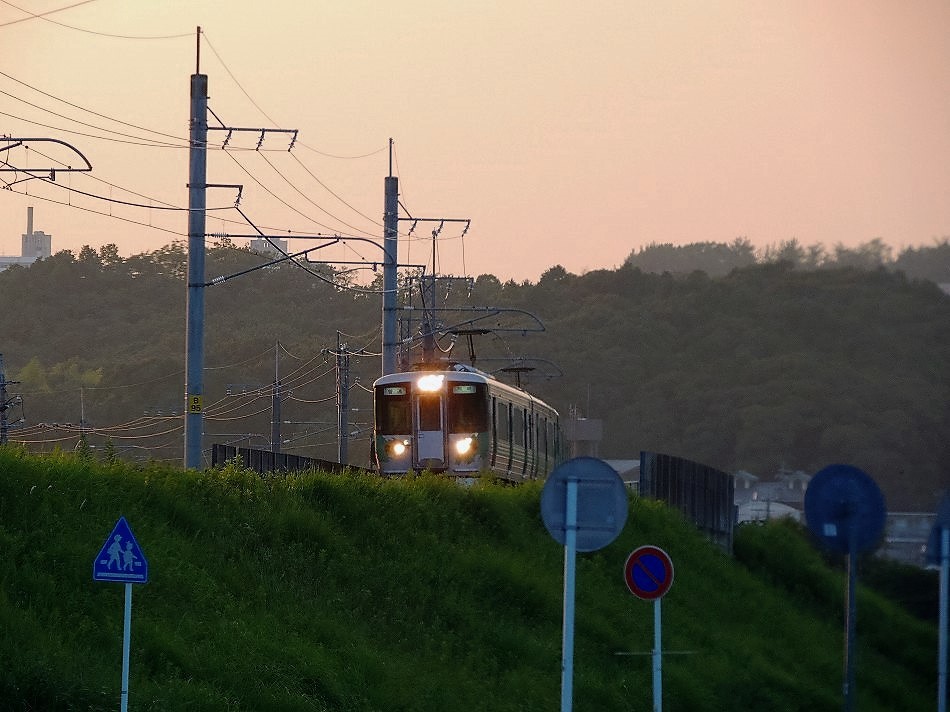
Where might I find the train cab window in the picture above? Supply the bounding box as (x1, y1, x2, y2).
(375, 385, 411, 434)
(418, 394, 442, 431)
(419, 393, 442, 432)
(448, 383, 488, 433)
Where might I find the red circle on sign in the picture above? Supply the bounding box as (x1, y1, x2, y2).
(624, 545, 674, 600)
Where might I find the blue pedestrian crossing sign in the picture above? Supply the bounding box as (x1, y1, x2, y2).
(93, 517, 148, 584)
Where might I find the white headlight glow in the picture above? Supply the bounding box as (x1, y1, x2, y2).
(417, 374, 445, 392)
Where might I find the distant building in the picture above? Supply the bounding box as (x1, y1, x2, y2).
(564, 408, 603, 458)
(249, 237, 288, 257)
(734, 467, 811, 524)
(604, 459, 639, 488)
(733, 465, 936, 567)
(880, 511, 936, 568)
(0, 207, 52, 271)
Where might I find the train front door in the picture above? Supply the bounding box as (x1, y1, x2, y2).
(414, 393, 445, 469)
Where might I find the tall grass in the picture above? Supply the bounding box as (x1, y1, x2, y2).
(0, 448, 937, 711)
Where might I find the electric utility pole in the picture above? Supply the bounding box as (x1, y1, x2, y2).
(382, 140, 399, 376)
(183, 29, 296, 469)
(183, 49, 208, 469)
(329, 334, 373, 465)
(0, 354, 20, 445)
(380, 139, 470, 371)
(271, 341, 281, 454)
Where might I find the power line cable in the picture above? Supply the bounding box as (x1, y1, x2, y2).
(0, 70, 186, 141)
(0, 0, 99, 28)
(0, 109, 186, 149)
(0, 0, 192, 38)
(202, 31, 385, 162)
(221, 147, 357, 235)
(254, 149, 376, 237)
(232, 206, 387, 295)
(1, 90, 186, 147)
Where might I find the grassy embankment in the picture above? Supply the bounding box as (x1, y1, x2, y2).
(0, 447, 937, 711)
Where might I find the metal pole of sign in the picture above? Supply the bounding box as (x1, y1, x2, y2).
(121, 583, 132, 712)
(653, 598, 662, 712)
(844, 536, 857, 712)
(560, 477, 578, 712)
(939, 527, 948, 712)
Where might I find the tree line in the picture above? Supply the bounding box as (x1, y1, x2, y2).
(624, 236, 950, 282)
(0, 239, 947, 510)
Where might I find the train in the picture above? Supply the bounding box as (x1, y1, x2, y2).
(373, 363, 562, 481)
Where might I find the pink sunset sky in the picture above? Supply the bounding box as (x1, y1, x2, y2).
(2, 0, 949, 282)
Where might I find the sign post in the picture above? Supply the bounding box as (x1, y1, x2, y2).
(926, 495, 950, 712)
(541, 457, 629, 712)
(93, 517, 149, 712)
(939, 527, 948, 712)
(803, 464, 886, 712)
(624, 545, 675, 712)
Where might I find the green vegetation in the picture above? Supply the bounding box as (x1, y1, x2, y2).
(0, 241, 948, 510)
(0, 448, 937, 711)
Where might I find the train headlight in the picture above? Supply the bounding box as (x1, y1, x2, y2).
(455, 436, 474, 455)
(417, 374, 444, 392)
(390, 439, 409, 456)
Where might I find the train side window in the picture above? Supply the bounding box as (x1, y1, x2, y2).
(490, 396, 498, 465)
(497, 401, 510, 442)
(538, 416, 546, 466)
(513, 408, 524, 447)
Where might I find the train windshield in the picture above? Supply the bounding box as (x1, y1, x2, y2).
(375, 384, 411, 434)
(447, 383, 489, 433)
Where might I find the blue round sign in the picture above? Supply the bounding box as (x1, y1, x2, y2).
(540, 457, 628, 552)
(624, 545, 674, 600)
(803, 464, 887, 555)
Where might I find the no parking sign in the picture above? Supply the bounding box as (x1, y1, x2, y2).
(624, 545, 674, 600)
(623, 545, 675, 711)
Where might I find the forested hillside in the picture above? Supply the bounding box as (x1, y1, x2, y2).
(1, 241, 948, 510)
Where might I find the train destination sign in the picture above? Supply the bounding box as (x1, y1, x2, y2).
(624, 545, 675, 600)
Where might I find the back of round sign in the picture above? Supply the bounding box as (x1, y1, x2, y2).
(803, 463, 887, 555)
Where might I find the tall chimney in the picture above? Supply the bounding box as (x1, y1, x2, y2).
(26, 206, 33, 237)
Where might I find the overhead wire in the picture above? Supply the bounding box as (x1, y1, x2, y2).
(0, 26, 433, 457)
(200, 31, 386, 238)
(220, 147, 358, 236)
(1, 0, 192, 38)
(1, 40, 425, 285)
(254, 149, 376, 237)
(205, 405, 274, 423)
(232, 206, 389, 295)
(0, 108, 186, 149)
(0, 0, 101, 29)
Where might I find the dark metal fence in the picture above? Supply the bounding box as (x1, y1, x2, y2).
(639, 450, 736, 552)
(211, 444, 371, 476)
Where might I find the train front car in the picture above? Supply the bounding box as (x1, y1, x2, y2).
(373, 370, 491, 476)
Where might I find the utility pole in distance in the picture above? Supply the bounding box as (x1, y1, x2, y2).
(271, 341, 281, 454)
(328, 333, 373, 466)
(382, 140, 399, 376)
(0, 354, 21, 445)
